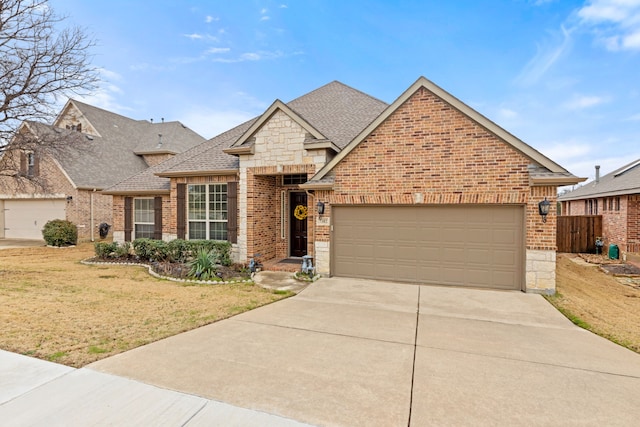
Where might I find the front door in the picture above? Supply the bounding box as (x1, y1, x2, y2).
(290, 192, 308, 257)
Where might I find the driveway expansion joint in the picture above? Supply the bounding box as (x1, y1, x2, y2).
(232, 318, 414, 347)
(416, 345, 640, 379)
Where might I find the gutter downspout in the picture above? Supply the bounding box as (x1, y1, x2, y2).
(90, 189, 96, 242)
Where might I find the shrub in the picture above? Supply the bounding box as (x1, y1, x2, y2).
(94, 241, 131, 259)
(114, 241, 131, 258)
(131, 238, 232, 265)
(94, 242, 118, 258)
(42, 219, 77, 247)
(188, 249, 220, 281)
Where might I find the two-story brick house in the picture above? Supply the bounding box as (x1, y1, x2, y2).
(559, 160, 640, 253)
(0, 100, 205, 240)
(104, 77, 583, 294)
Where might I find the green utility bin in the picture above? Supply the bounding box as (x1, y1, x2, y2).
(608, 244, 619, 260)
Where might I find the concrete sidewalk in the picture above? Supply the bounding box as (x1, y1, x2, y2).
(0, 350, 313, 426)
(3, 278, 640, 426)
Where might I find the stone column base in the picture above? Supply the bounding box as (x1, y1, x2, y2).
(525, 250, 556, 295)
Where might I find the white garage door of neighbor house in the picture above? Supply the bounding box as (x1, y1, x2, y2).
(332, 205, 524, 290)
(4, 200, 66, 240)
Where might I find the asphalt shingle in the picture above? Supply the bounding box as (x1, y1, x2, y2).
(559, 159, 640, 200)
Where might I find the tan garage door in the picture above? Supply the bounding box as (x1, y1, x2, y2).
(3, 199, 66, 240)
(332, 205, 524, 290)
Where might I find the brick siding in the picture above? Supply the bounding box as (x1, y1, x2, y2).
(317, 87, 556, 251)
(564, 195, 639, 253)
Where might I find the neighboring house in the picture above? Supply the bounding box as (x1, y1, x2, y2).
(0, 100, 205, 240)
(104, 77, 583, 294)
(558, 160, 640, 253)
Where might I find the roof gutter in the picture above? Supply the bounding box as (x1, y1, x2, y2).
(559, 187, 640, 201)
(156, 169, 239, 178)
(530, 176, 587, 186)
(101, 189, 171, 196)
(299, 181, 334, 190)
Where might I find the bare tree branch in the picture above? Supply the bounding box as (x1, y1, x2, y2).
(0, 0, 98, 165)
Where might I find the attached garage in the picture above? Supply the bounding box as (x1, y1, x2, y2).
(332, 205, 524, 290)
(2, 199, 66, 240)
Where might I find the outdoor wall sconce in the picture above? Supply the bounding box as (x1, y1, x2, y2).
(316, 201, 325, 215)
(66, 195, 73, 202)
(538, 197, 551, 223)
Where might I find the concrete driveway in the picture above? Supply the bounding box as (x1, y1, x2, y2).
(0, 238, 46, 249)
(85, 277, 640, 426)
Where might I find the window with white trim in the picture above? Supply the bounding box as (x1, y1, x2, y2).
(188, 184, 227, 240)
(134, 198, 155, 239)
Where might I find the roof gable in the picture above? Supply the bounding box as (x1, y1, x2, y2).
(44, 99, 206, 189)
(310, 76, 576, 184)
(225, 100, 325, 154)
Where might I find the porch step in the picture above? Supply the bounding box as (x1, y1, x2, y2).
(261, 258, 302, 273)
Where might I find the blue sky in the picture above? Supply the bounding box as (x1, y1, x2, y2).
(50, 0, 640, 183)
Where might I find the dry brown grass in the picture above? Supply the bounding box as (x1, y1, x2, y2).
(0, 243, 289, 367)
(547, 254, 640, 353)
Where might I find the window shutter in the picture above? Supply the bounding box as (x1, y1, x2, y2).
(227, 181, 238, 244)
(177, 184, 186, 239)
(32, 153, 40, 177)
(124, 197, 133, 242)
(20, 152, 27, 174)
(154, 196, 163, 240)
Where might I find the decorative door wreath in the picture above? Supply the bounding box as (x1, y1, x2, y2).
(293, 205, 308, 220)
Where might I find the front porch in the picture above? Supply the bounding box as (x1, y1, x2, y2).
(260, 257, 305, 273)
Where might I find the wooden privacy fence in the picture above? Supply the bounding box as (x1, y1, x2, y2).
(556, 215, 602, 253)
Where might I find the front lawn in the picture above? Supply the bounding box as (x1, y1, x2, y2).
(0, 243, 290, 367)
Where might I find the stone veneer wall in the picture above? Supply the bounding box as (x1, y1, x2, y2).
(313, 87, 558, 293)
(235, 110, 327, 263)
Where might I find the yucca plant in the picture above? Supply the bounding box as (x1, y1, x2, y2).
(188, 249, 219, 281)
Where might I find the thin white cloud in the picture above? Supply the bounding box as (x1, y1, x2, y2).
(75, 69, 131, 113)
(563, 94, 609, 110)
(183, 33, 203, 40)
(178, 108, 256, 138)
(280, 4, 288, 8)
(260, 16, 270, 21)
(210, 50, 285, 63)
(499, 108, 518, 119)
(207, 47, 230, 54)
(205, 15, 219, 23)
(539, 140, 593, 163)
(515, 25, 572, 86)
(626, 112, 640, 120)
(577, 0, 640, 51)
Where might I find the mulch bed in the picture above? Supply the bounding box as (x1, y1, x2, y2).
(578, 253, 623, 265)
(86, 257, 251, 282)
(600, 264, 640, 276)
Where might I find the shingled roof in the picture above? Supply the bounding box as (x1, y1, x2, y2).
(103, 118, 257, 194)
(104, 80, 388, 194)
(286, 81, 388, 148)
(46, 100, 205, 190)
(558, 159, 640, 201)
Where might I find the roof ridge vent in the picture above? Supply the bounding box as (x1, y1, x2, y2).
(613, 159, 640, 177)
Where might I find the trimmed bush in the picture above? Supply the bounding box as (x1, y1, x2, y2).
(131, 239, 232, 265)
(94, 241, 131, 259)
(42, 219, 77, 247)
(94, 242, 118, 258)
